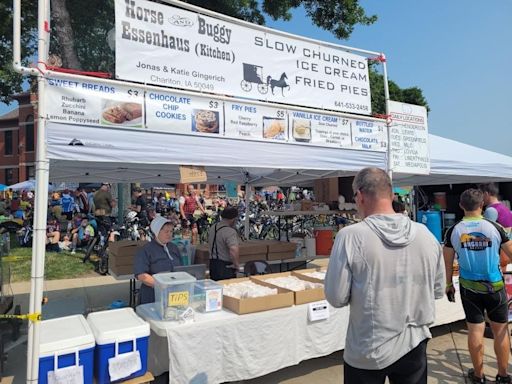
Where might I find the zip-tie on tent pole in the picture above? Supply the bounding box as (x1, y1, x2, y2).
(13, 0, 52, 381)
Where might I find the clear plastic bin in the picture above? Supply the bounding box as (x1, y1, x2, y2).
(192, 280, 223, 313)
(153, 272, 196, 320)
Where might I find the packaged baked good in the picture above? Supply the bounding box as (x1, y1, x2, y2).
(263, 118, 285, 139)
(102, 105, 129, 124)
(194, 110, 219, 133)
(122, 103, 142, 121)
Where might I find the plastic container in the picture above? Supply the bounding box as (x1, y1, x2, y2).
(153, 272, 196, 320)
(87, 308, 150, 384)
(192, 279, 223, 313)
(433, 192, 447, 209)
(417, 211, 442, 242)
(314, 227, 334, 256)
(39, 314, 95, 384)
(444, 213, 456, 228)
(305, 237, 316, 257)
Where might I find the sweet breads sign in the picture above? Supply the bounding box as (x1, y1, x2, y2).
(114, 0, 372, 115)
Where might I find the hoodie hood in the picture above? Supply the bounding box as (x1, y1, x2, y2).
(364, 214, 416, 246)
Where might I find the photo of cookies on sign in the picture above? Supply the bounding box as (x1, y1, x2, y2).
(192, 109, 220, 134)
(102, 101, 143, 127)
(263, 117, 286, 140)
(292, 119, 311, 142)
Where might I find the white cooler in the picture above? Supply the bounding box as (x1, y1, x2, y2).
(39, 314, 95, 384)
(87, 308, 150, 384)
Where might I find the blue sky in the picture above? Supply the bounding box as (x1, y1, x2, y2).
(266, 0, 512, 156)
(2, 1, 510, 156)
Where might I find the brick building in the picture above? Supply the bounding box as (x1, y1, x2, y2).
(0, 92, 36, 185)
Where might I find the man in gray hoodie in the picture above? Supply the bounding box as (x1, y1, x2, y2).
(325, 167, 445, 384)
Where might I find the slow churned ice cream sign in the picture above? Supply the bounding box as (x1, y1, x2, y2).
(115, 0, 372, 115)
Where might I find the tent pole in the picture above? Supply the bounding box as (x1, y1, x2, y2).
(25, 0, 50, 381)
(381, 54, 393, 181)
(244, 183, 251, 240)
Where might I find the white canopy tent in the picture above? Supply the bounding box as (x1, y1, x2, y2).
(45, 122, 387, 185)
(46, 122, 512, 187)
(393, 134, 512, 186)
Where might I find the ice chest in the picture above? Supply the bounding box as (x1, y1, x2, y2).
(87, 308, 150, 383)
(39, 314, 95, 384)
(154, 271, 196, 320)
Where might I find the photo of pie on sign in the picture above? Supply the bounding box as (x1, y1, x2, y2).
(263, 117, 286, 140)
(192, 110, 219, 134)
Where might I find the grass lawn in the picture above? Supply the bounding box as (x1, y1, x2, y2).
(3, 246, 97, 283)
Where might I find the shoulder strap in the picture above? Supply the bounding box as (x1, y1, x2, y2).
(211, 223, 230, 259)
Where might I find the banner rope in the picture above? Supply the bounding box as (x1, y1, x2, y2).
(36, 61, 112, 78)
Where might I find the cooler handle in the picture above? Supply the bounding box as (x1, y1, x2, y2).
(54, 348, 80, 369)
(114, 339, 137, 356)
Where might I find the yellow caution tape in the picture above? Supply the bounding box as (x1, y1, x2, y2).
(0, 312, 41, 322)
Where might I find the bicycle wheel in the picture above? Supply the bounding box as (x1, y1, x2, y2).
(97, 246, 109, 275)
(83, 236, 99, 263)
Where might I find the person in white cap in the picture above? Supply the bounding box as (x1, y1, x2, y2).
(134, 215, 182, 305)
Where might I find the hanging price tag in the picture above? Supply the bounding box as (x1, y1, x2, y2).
(308, 300, 329, 322)
(168, 291, 189, 307)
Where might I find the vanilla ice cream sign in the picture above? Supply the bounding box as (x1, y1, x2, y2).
(115, 0, 372, 114)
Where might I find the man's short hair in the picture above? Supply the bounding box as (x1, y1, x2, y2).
(460, 188, 484, 211)
(352, 167, 392, 199)
(478, 182, 499, 197)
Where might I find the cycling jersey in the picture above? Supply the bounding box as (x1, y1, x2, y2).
(444, 217, 509, 283)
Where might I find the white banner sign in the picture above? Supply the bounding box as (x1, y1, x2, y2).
(114, 0, 371, 115)
(351, 119, 388, 152)
(389, 101, 430, 174)
(44, 77, 144, 129)
(289, 110, 351, 148)
(145, 90, 224, 135)
(43, 75, 387, 153)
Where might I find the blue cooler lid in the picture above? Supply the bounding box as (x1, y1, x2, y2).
(39, 315, 95, 358)
(86, 308, 150, 345)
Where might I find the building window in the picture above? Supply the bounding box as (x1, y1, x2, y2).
(4, 131, 13, 155)
(5, 169, 14, 185)
(26, 165, 35, 179)
(26, 115, 34, 152)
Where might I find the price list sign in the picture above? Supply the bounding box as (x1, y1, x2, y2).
(44, 77, 144, 128)
(145, 90, 224, 135)
(225, 102, 288, 141)
(389, 101, 430, 174)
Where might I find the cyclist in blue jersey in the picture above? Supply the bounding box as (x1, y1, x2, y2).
(60, 189, 75, 221)
(444, 189, 512, 384)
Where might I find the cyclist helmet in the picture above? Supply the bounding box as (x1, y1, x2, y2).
(125, 210, 138, 222)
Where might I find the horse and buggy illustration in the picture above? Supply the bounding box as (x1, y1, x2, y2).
(240, 63, 290, 96)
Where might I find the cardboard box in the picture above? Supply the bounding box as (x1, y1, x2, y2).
(109, 240, 147, 276)
(292, 268, 326, 284)
(252, 272, 325, 305)
(110, 264, 135, 276)
(219, 277, 294, 314)
(301, 200, 313, 211)
(263, 240, 297, 253)
(194, 244, 210, 266)
(195, 241, 267, 266)
(266, 251, 296, 261)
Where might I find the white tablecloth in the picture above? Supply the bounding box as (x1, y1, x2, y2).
(137, 303, 349, 383)
(136, 279, 465, 384)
